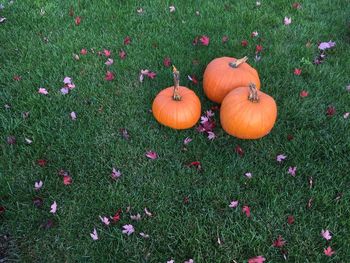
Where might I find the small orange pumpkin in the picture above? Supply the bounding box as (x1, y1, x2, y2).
(220, 83, 277, 139)
(203, 56, 261, 103)
(152, 67, 201, 129)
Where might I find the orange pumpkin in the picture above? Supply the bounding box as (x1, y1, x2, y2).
(152, 67, 201, 129)
(203, 56, 261, 103)
(220, 83, 277, 139)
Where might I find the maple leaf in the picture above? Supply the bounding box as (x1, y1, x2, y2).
(119, 49, 126, 59)
(287, 215, 295, 224)
(34, 181, 43, 191)
(324, 246, 335, 257)
(124, 36, 131, 45)
(321, 229, 332, 240)
(300, 90, 308, 97)
(122, 224, 135, 235)
(146, 71, 156, 79)
(90, 228, 98, 240)
(326, 106, 336, 116)
(37, 159, 47, 167)
(273, 235, 286, 247)
(284, 17, 292, 25)
(256, 45, 263, 53)
(50, 201, 57, 214)
(163, 57, 171, 67)
(111, 168, 121, 180)
(105, 71, 115, 81)
(241, 40, 248, 47)
(63, 175, 72, 185)
(105, 58, 114, 66)
(200, 35, 210, 46)
(294, 68, 302, 75)
(207, 131, 216, 140)
(288, 166, 297, 176)
(145, 151, 158, 159)
(318, 41, 336, 51)
(13, 75, 21, 81)
(248, 256, 266, 263)
(111, 209, 122, 222)
(99, 216, 110, 226)
(80, 48, 87, 55)
(75, 16, 81, 25)
(235, 145, 244, 156)
(38, 88, 48, 95)
(187, 161, 202, 170)
(103, 49, 111, 57)
(229, 200, 239, 208)
(242, 205, 251, 217)
(276, 154, 287, 163)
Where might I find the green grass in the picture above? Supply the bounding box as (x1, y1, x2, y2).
(1, 0, 350, 262)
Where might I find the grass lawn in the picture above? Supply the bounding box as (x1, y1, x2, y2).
(1, 0, 350, 262)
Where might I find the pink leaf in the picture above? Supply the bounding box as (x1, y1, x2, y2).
(276, 154, 287, 163)
(199, 35, 210, 46)
(105, 71, 115, 81)
(146, 71, 156, 79)
(248, 256, 266, 263)
(287, 215, 295, 224)
(324, 246, 335, 257)
(103, 49, 111, 57)
(60, 87, 69, 95)
(63, 175, 72, 185)
(111, 168, 121, 180)
(163, 57, 171, 67)
(90, 228, 99, 240)
(122, 224, 135, 235)
(63, 77, 72, 84)
(288, 166, 297, 176)
(245, 172, 253, 178)
(183, 137, 192, 145)
(38, 88, 48, 95)
(50, 201, 57, 214)
(251, 31, 259, 37)
(105, 58, 114, 66)
(229, 200, 239, 208)
(321, 229, 332, 241)
(284, 17, 292, 25)
(145, 151, 158, 160)
(70, 112, 77, 121)
(300, 90, 308, 97)
(207, 131, 216, 140)
(34, 180, 43, 191)
(99, 216, 110, 226)
(119, 49, 126, 60)
(273, 235, 286, 248)
(294, 68, 302, 75)
(80, 48, 87, 55)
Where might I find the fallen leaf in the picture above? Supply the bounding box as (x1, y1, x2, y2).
(284, 17, 292, 25)
(13, 75, 21, 81)
(105, 71, 115, 81)
(70, 112, 77, 121)
(34, 181, 43, 191)
(111, 168, 121, 180)
(248, 256, 266, 263)
(63, 175, 72, 185)
(288, 166, 297, 176)
(229, 200, 239, 208)
(139, 232, 150, 238)
(38, 88, 48, 95)
(326, 106, 336, 116)
(163, 57, 171, 67)
(276, 154, 287, 163)
(324, 246, 335, 257)
(130, 213, 141, 221)
(235, 145, 244, 156)
(99, 216, 110, 226)
(287, 215, 295, 225)
(321, 229, 332, 241)
(120, 128, 130, 140)
(25, 138, 33, 144)
(242, 205, 251, 217)
(300, 90, 308, 97)
(200, 35, 210, 46)
(119, 49, 126, 60)
(145, 151, 158, 160)
(124, 36, 131, 45)
(50, 201, 57, 214)
(273, 235, 286, 248)
(292, 2, 302, 9)
(122, 224, 135, 235)
(144, 208, 153, 217)
(256, 45, 263, 53)
(308, 177, 314, 189)
(105, 58, 114, 66)
(294, 68, 302, 75)
(7, 136, 16, 145)
(75, 16, 81, 25)
(80, 48, 87, 55)
(0, 206, 5, 215)
(90, 228, 99, 240)
(37, 159, 47, 167)
(241, 40, 248, 47)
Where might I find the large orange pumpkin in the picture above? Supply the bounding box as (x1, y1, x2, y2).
(220, 84, 277, 139)
(203, 56, 261, 103)
(152, 67, 201, 129)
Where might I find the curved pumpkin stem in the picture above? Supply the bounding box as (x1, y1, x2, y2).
(172, 66, 182, 101)
(248, 83, 259, 103)
(229, 56, 248, 68)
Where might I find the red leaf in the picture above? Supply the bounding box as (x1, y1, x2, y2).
(241, 40, 248, 47)
(300, 90, 308, 97)
(256, 44, 263, 53)
(273, 235, 286, 248)
(146, 71, 156, 79)
(183, 196, 190, 204)
(163, 57, 171, 67)
(80, 48, 87, 55)
(119, 49, 126, 60)
(200, 35, 210, 46)
(235, 145, 244, 156)
(112, 209, 122, 222)
(326, 106, 336, 116)
(242, 205, 251, 217)
(105, 71, 115, 81)
(187, 161, 201, 169)
(287, 215, 295, 224)
(75, 16, 81, 25)
(294, 68, 302, 75)
(324, 246, 335, 257)
(37, 159, 47, 167)
(124, 36, 131, 45)
(63, 175, 72, 185)
(13, 75, 22, 81)
(0, 206, 5, 215)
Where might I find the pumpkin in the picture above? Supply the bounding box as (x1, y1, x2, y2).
(220, 83, 277, 139)
(152, 66, 201, 129)
(203, 56, 261, 103)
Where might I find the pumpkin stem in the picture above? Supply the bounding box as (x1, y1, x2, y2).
(229, 56, 248, 68)
(172, 66, 182, 101)
(248, 83, 259, 103)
